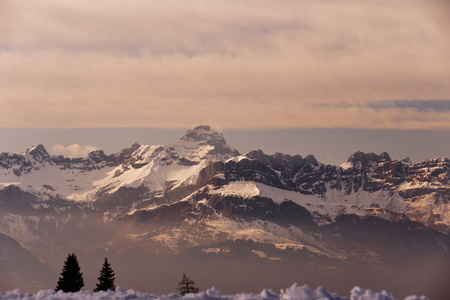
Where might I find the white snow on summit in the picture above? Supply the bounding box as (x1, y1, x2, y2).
(0, 127, 238, 202)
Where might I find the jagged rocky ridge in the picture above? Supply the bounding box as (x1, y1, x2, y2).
(0, 125, 449, 245)
(0, 125, 449, 298)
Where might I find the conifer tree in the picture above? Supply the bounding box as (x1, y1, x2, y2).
(94, 257, 116, 292)
(55, 253, 84, 292)
(178, 273, 199, 295)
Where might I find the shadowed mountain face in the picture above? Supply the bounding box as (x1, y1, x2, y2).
(0, 233, 55, 292)
(0, 125, 449, 298)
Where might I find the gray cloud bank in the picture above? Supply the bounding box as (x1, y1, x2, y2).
(0, 0, 449, 129)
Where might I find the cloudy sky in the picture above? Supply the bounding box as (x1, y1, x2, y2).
(0, 0, 449, 163)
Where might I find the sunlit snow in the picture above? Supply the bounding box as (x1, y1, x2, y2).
(209, 181, 409, 225)
(217, 181, 261, 198)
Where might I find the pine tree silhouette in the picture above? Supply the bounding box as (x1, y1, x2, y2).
(94, 257, 116, 292)
(178, 273, 199, 295)
(55, 253, 84, 292)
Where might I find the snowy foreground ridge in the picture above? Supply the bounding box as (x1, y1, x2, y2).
(0, 285, 428, 300)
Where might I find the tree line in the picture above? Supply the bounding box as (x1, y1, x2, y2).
(55, 253, 199, 295)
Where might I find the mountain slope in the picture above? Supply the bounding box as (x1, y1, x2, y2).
(0, 233, 55, 291)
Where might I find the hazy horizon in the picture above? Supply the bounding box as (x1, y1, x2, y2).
(0, 126, 449, 166)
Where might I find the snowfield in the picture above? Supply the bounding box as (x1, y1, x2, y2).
(0, 285, 428, 300)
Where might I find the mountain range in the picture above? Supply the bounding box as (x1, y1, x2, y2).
(0, 125, 449, 299)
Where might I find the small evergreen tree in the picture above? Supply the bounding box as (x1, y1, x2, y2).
(94, 257, 116, 292)
(55, 253, 84, 292)
(178, 273, 199, 295)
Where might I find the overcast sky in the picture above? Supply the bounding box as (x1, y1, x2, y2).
(0, 0, 449, 163)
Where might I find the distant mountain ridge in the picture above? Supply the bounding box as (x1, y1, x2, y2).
(1, 125, 447, 232)
(0, 125, 449, 298)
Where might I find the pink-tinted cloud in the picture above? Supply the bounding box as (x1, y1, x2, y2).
(51, 144, 99, 158)
(0, 0, 449, 129)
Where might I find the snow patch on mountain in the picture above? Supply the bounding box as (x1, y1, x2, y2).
(340, 162, 353, 171)
(217, 181, 261, 198)
(209, 181, 409, 225)
(2, 214, 41, 243)
(1, 163, 117, 202)
(204, 216, 338, 258)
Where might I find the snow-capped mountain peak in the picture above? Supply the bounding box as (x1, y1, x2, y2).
(60, 127, 240, 201)
(21, 144, 51, 162)
(178, 125, 240, 159)
(180, 125, 223, 143)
